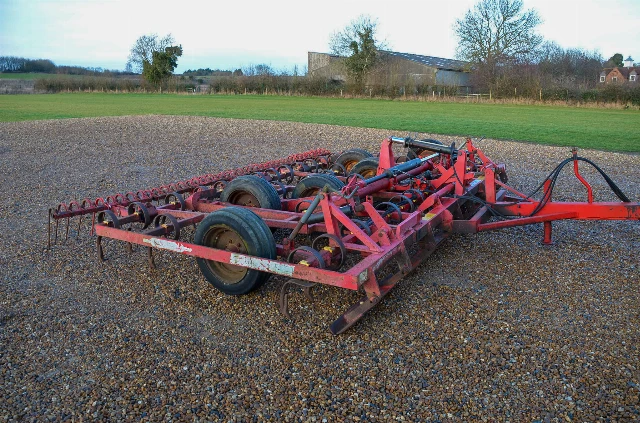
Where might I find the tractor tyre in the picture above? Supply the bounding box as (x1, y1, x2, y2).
(195, 207, 276, 295)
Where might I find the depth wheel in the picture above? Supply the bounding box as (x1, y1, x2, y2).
(350, 158, 380, 178)
(221, 175, 281, 210)
(292, 173, 345, 198)
(195, 207, 276, 295)
(334, 148, 374, 173)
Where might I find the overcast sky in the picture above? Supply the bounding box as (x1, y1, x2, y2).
(1, 0, 638, 73)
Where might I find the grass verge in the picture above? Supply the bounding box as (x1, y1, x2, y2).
(1, 93, 638, 152)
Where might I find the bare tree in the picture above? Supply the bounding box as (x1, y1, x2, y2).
(454, 0, 542, 87)
(242, 64, 274, 76)
(0, 56, 25, 72)
(537, 41, 603, 88)
(126, 34, 175, 73)
(329, 15, 386, 88)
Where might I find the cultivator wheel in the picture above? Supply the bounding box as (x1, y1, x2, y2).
(287, 246, 326, 269)
(164, 192, 186, 210)
(292, 173, 345, 198)
(153, 214, 181, 240)
(375, 202, 404, 224)
(350, 158, 380, 178)
(194, 207, 276, 295)
(127, 202, 152, 229)
(333, 148, 374, 173)
(311, 234, 346, 271)
(220, 175, 281, 210)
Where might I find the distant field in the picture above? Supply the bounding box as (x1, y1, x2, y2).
(1, 93, 638, 152)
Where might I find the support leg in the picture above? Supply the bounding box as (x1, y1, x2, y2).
(543, 221, 553, 245)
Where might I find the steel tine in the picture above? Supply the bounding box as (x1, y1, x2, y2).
(278, 291, 292, 320)
(47, 209, 52, 249)
(54, 217, 59, 245)
(96, 236, 105, 261)
(90, 213, 96, 236)
(148, 247, 156, 270)
(64, 217, 70, 242)
(77, 215, 83, 237)
(126, 228, 133, 253)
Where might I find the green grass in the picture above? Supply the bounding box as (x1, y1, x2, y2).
(1, 93, 638, 152)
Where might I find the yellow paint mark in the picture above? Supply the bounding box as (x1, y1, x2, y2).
(422, 212, 437, 221)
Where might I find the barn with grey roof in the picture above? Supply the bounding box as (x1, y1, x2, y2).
(308, 50, 471, 90)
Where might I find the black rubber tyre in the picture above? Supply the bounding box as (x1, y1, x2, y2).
(220, 175, 281, 210)
(195, 207, 276, 295)
(291, 173, 345, 199)
(407, 139, 444, 159)
(334, 148, 374, 173)
(350, 158, 380, 178)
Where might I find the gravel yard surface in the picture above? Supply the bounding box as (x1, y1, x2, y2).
(1, 116, 639, 422)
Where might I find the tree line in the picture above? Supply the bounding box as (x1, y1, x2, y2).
(0, 56, 132, 76)
(183, 68, 240, 77)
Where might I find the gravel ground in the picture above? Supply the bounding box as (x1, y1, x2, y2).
(1, 116, 639, 422)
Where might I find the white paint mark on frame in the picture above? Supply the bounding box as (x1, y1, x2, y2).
(230, 254, 295, 277)
(143, 238, 193, 253)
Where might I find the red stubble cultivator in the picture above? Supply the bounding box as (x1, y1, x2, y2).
(49, 137, 640, 334)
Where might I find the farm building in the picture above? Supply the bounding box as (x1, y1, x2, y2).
(599, 56, 638, 84)
(308, 50, 471, 90)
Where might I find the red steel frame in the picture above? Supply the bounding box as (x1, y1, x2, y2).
(50, 137, 640, 334)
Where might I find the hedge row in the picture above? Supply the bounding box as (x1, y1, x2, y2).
(33, 76, 196, 93)
(29, 74, 640, 105)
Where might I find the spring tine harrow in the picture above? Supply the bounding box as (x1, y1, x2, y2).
(48, 136, 640, 334)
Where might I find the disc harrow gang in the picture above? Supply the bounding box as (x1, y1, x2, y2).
(49, 137, 640, 334)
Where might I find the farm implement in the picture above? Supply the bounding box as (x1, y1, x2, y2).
(49, 136, 640, 334)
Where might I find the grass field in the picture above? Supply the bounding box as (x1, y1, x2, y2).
(1, 93, 638, 152)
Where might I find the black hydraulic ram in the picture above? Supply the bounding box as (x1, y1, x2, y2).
(390, 136, 457, 157)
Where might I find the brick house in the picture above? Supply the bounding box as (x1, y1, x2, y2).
(599, 56, 638, 83)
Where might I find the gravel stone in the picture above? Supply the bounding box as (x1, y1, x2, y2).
(0, 115, 638, 422)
